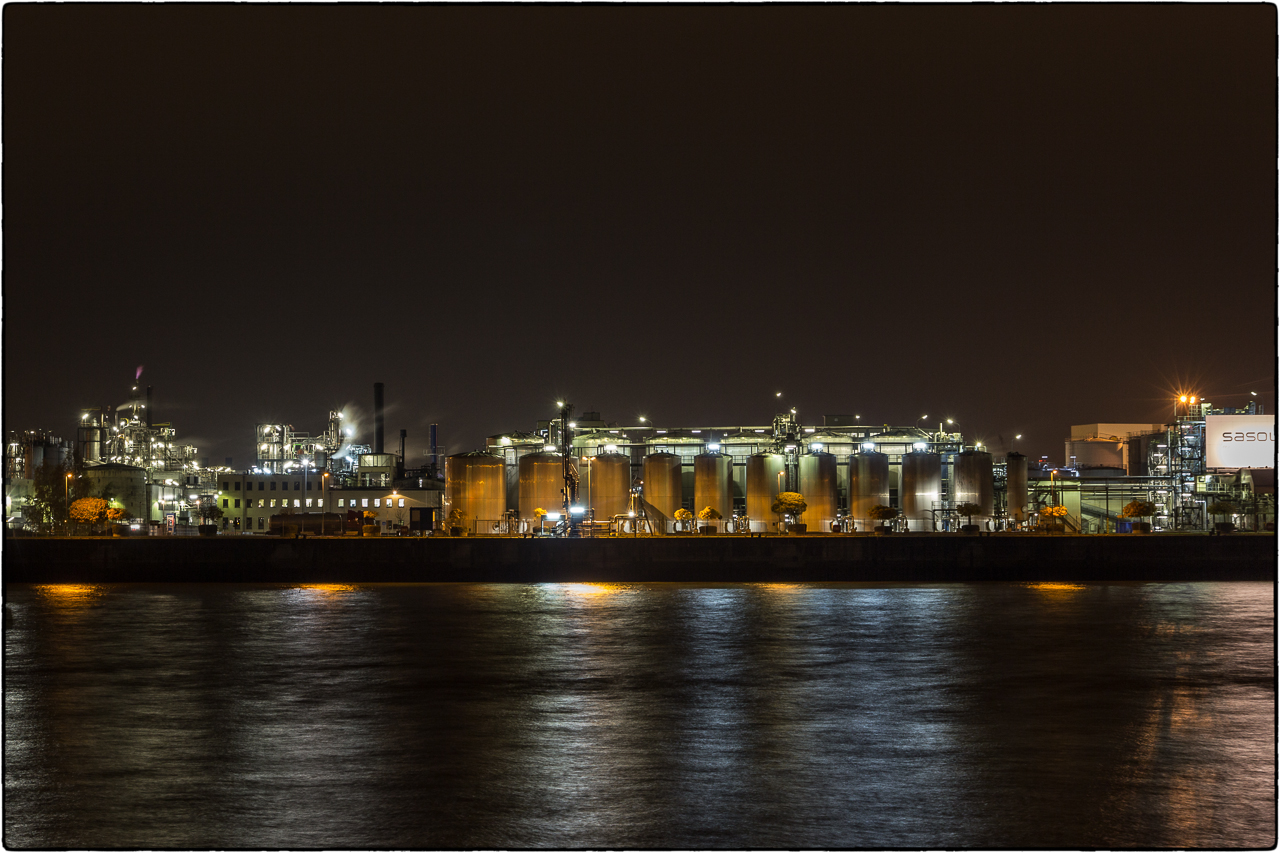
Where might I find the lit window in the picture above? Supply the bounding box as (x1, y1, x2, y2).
(270, 499, 276, 508)
(362, 499, 368, 508)
(374, 499, 381, 508)
(338, 499, 345, 507)
(293, 500, 300, 508)
(398, 499, 405, 507)
(306, 499, 313, 508)
(258, 499, 264, 508)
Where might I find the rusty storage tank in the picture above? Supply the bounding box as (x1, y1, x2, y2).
(848, 451, 890, 531)
(642, 452, 683, 530)
(745, 452, 787, 532)
(798, 450, 838, 531)
(519, 451, 568, 523)
(1006, 452, 1029, 522)
(445, 451, 507, 533)
(589, 451, 631, 520)
(693, 451, 733, 523)
(900, 451, 941, 532)
(952, 450, 994, 523)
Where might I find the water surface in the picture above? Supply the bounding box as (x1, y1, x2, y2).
(4, 582, 1274, 848)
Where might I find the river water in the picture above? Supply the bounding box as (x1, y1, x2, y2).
(4, 582, 1274, 849)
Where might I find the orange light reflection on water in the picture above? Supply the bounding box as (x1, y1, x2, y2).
(34, 584, 107, 606)
(296, 583, 359, 595)
(1026, 582, 1087, 595)
(557, 583, 627, 597)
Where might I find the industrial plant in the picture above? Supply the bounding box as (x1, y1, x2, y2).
(4, 382, 1274, 537)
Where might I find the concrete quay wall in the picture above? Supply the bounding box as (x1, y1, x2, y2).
(4, 534, 1275, 584)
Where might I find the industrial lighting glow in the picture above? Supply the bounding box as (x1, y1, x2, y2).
(555, 401, 564, 408)
(810, 442, 823, 451)
(604, 444, 618, 452)
(861, 441, 875, 451)
(543, 444, 557, 452)
(708, 443, 721, 451)
(568, 422, 576, 428)
(913, 442, 927, 450)
(569, 506, 585, 515)
(546, 512, 562, 520)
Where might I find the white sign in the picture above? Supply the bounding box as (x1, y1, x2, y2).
(1205, 415, 1275, 469)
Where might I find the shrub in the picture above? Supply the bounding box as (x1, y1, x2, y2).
(771, 492, 807, 518)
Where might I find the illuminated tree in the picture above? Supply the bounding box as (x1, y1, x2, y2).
(198, 500, 224, 524)
(955, 501, 982, 528)
(1120, 500, 1156, 522)
(447, 507, 469, 535)
(674, 508, 693, 532)
(106, 507, 127, 522)
(771, 492, 807, 519)
(868, 505, 898, 527)
(69, 497, 108, 525)
(1207, 500, 1237, 521)
(697, 506, 722, 521)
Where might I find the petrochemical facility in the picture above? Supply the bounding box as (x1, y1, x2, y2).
(446, 398, 1274, 536)
(4, 381, 1274, 536)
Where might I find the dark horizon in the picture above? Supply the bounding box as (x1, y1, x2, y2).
(4, 4, 1275, 466)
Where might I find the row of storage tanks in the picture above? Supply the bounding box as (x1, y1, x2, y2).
(446, 449, 1031, 533)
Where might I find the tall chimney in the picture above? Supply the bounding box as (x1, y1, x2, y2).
(399, 429, 407, 478)
(374, 382, 385, 454)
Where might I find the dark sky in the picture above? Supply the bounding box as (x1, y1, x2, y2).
(5, 4, 1275, 466)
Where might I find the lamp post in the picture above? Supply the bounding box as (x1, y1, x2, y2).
(65, 473, 72, 536)
(321, 472, 329, 536)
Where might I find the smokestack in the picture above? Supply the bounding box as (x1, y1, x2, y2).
(399, 429, 407, 478)
(146, 386, 153, 430)
(374, 382, 385, 454)
(429, 423, 438, 468)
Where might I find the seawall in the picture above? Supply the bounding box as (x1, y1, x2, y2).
(3, 534, 1275, 584)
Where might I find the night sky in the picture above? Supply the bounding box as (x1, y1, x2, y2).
(5, 4, 1275, 467)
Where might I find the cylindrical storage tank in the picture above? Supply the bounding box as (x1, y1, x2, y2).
(1006, 452, 1028, 523)
(901, 451, 941, 532)
(745, 452, 787, 532)
(693, 452, 732, 527)
(80, 426, 102, 464)
(519, 451, 568, 524)
(848, 451, 891, 531)
(952, 450, 994, 525)
(798, 451, 838, 531)
(83, 463, 149, 522)
(589, 452, 631, 520)
(642, 452, 682, 531)
(445, 451, 507, 534)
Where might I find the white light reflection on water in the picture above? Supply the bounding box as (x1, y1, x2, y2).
(3, 581, 1274, 849)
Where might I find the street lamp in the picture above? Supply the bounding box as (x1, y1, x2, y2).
(65, 473, 72, 536)
(321, 472, 329, 536)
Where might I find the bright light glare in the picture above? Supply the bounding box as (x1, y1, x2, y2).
(861, 441, 875, 451)
(913, 442, 927, 450)
(708, 443, 721, 451)
(810, 442, 823, 451)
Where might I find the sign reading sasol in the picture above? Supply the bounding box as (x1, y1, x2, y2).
(1205, 415, 1276, 469)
